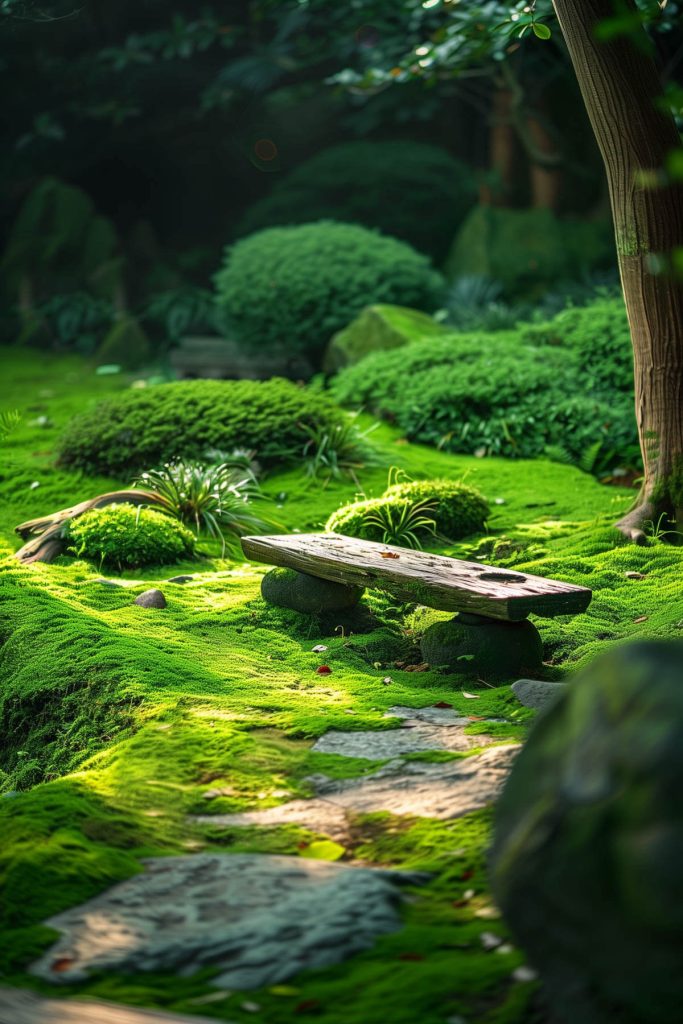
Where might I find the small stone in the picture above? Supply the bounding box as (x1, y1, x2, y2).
(511, 678, 567, 711)
(312, 645, 328, 653)
(495, 943, 515, 955)
(494, 497, 506, 505)
(480, 931, 503, 950)
(167, 575, 194, 584)
(29, 481, 40, 490)
(134, 589, 167, 609)
(94, 577, 125, 588)
(512, 965, 539, 982)
(624, 571, 645, 580)
(241, 1001, 261, 1013)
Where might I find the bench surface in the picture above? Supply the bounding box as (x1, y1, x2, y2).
(241, 533, 592, 622)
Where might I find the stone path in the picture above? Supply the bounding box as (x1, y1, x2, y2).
(30, 855, 426, 990)
(29, 704, 519, 996)
(0, 986, 218, 1024)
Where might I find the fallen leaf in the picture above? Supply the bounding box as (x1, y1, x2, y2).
(462, 691, 480, 699)
(382, 676, 393, 684)
(269, 985, 300, 997)
(624, 571, 645, 580)
(633, 615, 648, 623)
(301, 839, 346, 861)
(380, 551, 400, 559)
(311, 644, 328, 653)
(433, 701, 453, 708)
(295, 1000, 322, 1013)
(51, 957, 75, 973)
(512, 965, 539, 982)
(316, 665, 332, 675)
(480, 931, 503, 950)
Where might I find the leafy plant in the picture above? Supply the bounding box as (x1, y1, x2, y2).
(643, 513, 682, 543)
(142, 287, 217, 344)
(135, 459, 273, 555)
(361, 499, 437, 550)
(33, 292, 114, 353)
(0, 409, 21, 443)
(66, 503, 194, 569)
(301, 413, 382, 486)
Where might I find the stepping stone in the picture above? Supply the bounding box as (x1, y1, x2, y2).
(511, 678, 567, 711)
(30, 854, 425, 991)
(311, 705, 504, 760)
(195, 746, 519, 836)
(0, 986, 218, 1024)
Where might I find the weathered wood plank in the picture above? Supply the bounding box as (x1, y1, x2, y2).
(242, 533, 592, 621)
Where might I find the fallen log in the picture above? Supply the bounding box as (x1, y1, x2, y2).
(14, 489, 165, 564)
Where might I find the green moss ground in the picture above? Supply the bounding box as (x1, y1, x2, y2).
(1, 347, 682, 1023)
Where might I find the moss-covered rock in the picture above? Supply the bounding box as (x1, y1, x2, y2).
(323, 304, 446, 373)
(96, 316, 151, 369)
(66, 504, 194, 570)
(261, 567, 364, 614)
(446, 206, 613, 298)
(326, 480, 488, 543)
(490, 640, 683, 1024)
(420, 614, 543, 679)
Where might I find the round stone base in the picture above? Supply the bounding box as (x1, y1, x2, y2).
(421, 614, 543, 678)
(261, 567, 364, 614)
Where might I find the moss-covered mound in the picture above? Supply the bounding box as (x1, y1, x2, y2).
(214, 221, 445, 365)
(331, 317, 638, 471)
(261, 567, 364, 614)
(326, 479, 488, 543)
(56, 378, 345, 476)
(66, 504, 194, 569)
(491, 640, 683, 1024)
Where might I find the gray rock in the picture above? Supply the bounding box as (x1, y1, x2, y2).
(261, 567, 363, 614)
(94, 577, 125, 588)
(421, 615, 543, 678)
(30, 854, 423, 989)
(134, 589, 167, 609)
(0, 985, 220, 1024)
(511, 678, 567, 711)
(195, 745, 519, 836)
(312, 718, 490, 760)
(166, 575, 194, 584)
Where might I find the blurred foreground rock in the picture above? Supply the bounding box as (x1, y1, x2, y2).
(491, 640, 683, 1024)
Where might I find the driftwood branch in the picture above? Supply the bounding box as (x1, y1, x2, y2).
(14, 490, 165, 564)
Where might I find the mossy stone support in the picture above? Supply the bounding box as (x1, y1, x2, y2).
(261, 567, 364, 615)
(420, 613, 543, 679)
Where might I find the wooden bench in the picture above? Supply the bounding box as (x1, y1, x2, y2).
(242, 533, 592, 677)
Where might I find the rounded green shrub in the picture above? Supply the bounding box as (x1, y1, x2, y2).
(66, 504, 194, 569)
(331, 314, 638, 471)
(213, 221, 445, 365)
(383, 479, 489, 539)
(57, 378, 344, 476)
(326, 479, 488, 543)
(518, 297, 632, 391)
(236, 142, 477, 263)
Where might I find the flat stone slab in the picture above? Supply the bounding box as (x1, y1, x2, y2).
(311, 705, 502, 760)
(0, 986, 219, 1024)
(512, 678, 568, 711)
(195, 746, 519, 837)
(30, 854, 424, 990)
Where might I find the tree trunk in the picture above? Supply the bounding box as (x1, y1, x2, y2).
(553, 0, 683, 543)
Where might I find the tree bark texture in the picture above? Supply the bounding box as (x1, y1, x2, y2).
(553, 0, 683, 542)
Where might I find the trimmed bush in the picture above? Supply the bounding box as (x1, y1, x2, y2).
(66, 504, 194, 569)
(213, 221, 445, 365)
(518, 297, 633, 391)
(236, 141, 477, 262)
(330, 313, 638, 471)
(326, 479, 488, 543)
(384, 480, 490, 538)
(57, 378, 344, 477)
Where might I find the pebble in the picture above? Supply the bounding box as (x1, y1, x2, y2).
(134, 589, 167, 609)
(167, 575, 194, 584)
(512, 965, 539, 982)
